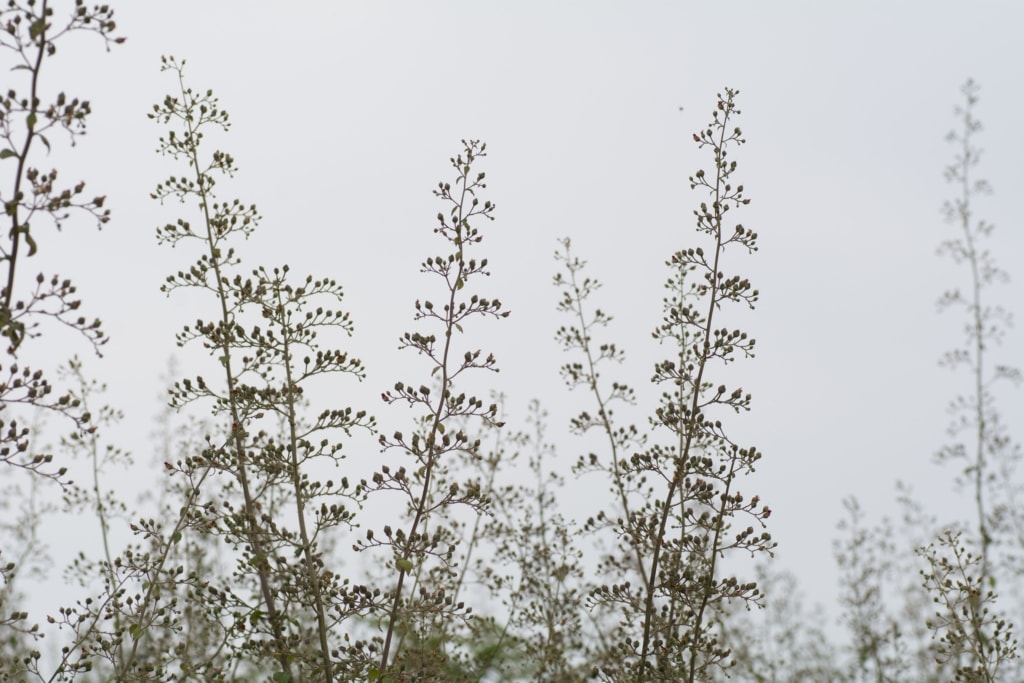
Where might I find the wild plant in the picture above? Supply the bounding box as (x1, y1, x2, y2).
(467, 398, 591, 682)
(919, 77, 1021, 682)
(0, 417, 54, 678)
(0, 0, 121, 481)
(934, 78, 1021, 577)
(919, 530, 1018, 682)
(833, 497, 911, 683)
(0, 1, 122, 677)
(554, 235, 647, 577)
(10, 9, 1023, 682)
(361, 139, 508, 681)
(563, 88, 772, 683)
(148, 55, 374, 681)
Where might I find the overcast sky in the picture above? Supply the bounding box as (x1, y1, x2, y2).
(21, 1, 1023, 630)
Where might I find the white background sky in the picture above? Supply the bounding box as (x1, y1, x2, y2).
(14, 1, 1023, 636)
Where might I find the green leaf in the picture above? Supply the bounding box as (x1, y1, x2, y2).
(128, 624, 143, 641)
(24, 231, 36, 257)
(272, 673, 291, 683)
(0, 149, 16, 160)
(395, 558, 414, 572)
(26, 113, 36, 129)
(28, 19, 45, 41)
(368, 668, 379, 681)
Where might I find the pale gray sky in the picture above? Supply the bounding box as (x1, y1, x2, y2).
(21, 0, 1024, 634)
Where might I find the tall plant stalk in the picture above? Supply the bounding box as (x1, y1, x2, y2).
(925, 78, 1021, 683)
(152, 56, 373, 680)
(364, 140, 506, 680)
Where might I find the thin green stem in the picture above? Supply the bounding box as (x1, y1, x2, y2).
(174, 66, 292, 678)
(560, 241, 649, 591)
(278, 284, 334, 682)
(957, 118, 989, 582)
(377, 173, 470, 677)
(2, 0, 47, 318)
(637, 96, 734, 683)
